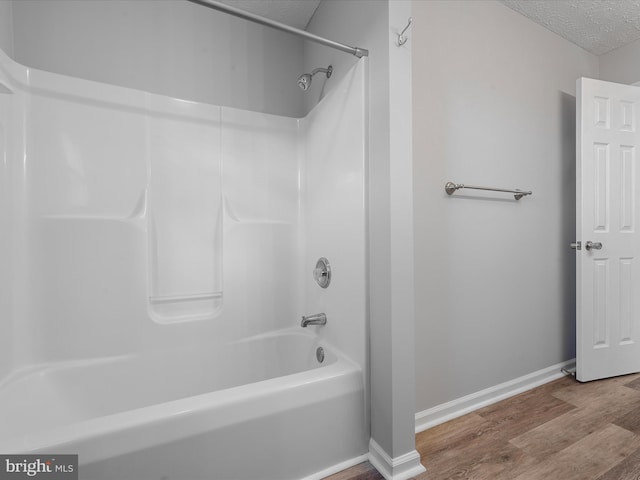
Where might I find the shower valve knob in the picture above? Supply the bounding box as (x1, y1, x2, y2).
(313, 257, 331, 288)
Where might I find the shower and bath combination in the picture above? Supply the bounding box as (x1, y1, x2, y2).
(297, 65, 332, 91)
(1, 0, 370, 478)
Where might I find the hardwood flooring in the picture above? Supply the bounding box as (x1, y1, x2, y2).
(325, 372, 640, 480)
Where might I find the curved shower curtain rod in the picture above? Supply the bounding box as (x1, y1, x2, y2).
(187, 0, 369, 58)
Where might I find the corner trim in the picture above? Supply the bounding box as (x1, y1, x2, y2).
(415, 359, 575, 433)
(368, 439, 426, 480)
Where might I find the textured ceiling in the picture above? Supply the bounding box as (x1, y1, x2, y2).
(217, 0, 321, 30)
(216, 0, 640, 56)
(501, 0, 640, 55)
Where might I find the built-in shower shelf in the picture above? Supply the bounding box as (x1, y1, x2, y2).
(41, 194, 147, 222)
(149, 292, 222, 305)
(148, 291, 223, 322)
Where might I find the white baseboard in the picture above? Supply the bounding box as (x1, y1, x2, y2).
(368, 439, 426, 480)
(302, 453, 370, 480)
(415, 359, 575, 433)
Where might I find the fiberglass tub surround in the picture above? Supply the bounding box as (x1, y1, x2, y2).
(0, 45, 367, 480)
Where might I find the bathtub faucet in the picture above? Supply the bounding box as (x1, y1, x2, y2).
(301, 313, 327, 327)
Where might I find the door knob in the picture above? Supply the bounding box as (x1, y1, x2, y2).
(570, 242, 582, 250)
(585, 241, 602, 251)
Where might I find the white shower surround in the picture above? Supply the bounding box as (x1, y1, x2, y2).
(0, 47, 367, 479)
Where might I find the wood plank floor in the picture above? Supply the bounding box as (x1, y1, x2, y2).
(325, 373, 640, 480)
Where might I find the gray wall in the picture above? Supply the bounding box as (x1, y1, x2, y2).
(306, 0, 420, 468)
(8, 0, 304, 117)
(413, 0, 599, 413)
(600, 38, 640, 84)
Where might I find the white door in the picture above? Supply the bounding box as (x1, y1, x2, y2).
(576, 77, 640, 382)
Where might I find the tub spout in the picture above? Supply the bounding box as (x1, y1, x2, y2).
(301, 313, 327, 327)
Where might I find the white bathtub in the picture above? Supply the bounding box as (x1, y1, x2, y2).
(0, 329, 367, 480)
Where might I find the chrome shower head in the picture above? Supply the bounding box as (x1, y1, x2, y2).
(298, 73, 312, 91)
(297, 65, 332, 91)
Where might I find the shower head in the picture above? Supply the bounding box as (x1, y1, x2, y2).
(297, 65, 332, 91)
(297, 73, 312, 91)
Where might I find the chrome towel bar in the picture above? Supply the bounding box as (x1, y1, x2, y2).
(445, 182, 532, 200)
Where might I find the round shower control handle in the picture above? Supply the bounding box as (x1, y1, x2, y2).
(313, 257, 331, 288)
(585, 241, 602, 251)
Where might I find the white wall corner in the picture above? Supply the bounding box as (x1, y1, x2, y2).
(415, 359, 575, 433)
(368, 439, 426, 480)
